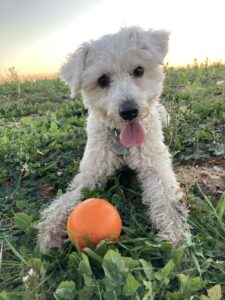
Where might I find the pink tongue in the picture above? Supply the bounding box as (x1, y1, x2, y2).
(120, 119, 146, 148)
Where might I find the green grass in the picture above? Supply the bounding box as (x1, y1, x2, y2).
(0, 63, 225, 299)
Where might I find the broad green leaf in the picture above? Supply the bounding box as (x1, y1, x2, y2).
(78, 253, 92, 277)
(200, 296, 209, 300)
(16, 200, 29, 209)
(77, 255, 97, 299)
(178, 273, 205, 294)
(167, 291, 183, 300)
(83, 274, 95, 288)
(139, 259, 154, 280)
(102, 249, 129, 298)
(123, 256, 140, 269)
(77, 255, 96, 300)
(103, 289, 119, 300)
(143, 281, 153, 300)
(68, 252, 81, 270)
(0, 291, 11, 300)
(172, 247, 185, 267)
(155, 259, 175, 282)
(160, 241, 173, 252)
(102, 249, 128, 287)
(123, 273, 140, 296)
(78, 286, 98, 300)
(54, 280, 76, 300)
(14, 212, 33, 233)
(207, 284, 222, 300)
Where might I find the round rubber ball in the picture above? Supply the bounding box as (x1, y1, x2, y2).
(67, 198, 122, 248)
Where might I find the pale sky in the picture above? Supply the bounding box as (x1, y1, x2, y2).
(1, 0, 225, 75)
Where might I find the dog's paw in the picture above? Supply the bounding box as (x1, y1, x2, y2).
(37, 220, 64, 253)
(37, 191, 82, 253)
(158, 215, 191, 247)
(155, 201, 191, 247)
(37, 206, 68, 253)
(159, 227, 191, 247)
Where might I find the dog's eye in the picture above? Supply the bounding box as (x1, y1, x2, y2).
(98, 74, 110, 88)
(133, 66, 144, 77)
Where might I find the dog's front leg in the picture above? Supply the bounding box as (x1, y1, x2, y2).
(137, 166, 190, 245)
(37, 141, 119, 253)
(37, 189, 82, 253)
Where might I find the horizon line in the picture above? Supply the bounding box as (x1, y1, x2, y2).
(1, 59, 225, 84)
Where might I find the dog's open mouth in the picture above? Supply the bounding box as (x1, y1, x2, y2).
(120, 119, 146, 148)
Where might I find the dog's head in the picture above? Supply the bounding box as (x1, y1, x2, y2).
(60, 27, 169, 147)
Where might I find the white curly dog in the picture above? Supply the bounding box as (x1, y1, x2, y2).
(37, 27, 190, 253)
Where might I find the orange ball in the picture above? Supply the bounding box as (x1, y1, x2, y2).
(67, 198, 122, 248)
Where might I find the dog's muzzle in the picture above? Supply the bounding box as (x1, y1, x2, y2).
(119, 100, 139, 120)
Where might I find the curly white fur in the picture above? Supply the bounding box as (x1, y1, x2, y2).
(37, 26, 190, 253)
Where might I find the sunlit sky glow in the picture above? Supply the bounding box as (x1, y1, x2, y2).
(1, 0, 225, 75)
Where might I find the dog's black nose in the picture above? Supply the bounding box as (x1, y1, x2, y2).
(119, 100, 139, 120)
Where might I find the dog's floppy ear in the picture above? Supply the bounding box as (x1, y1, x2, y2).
(60, 45, 88, 98)
(143, 30, 170, 64)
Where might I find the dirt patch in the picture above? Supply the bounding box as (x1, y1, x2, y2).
(176, 158, 225, 199)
